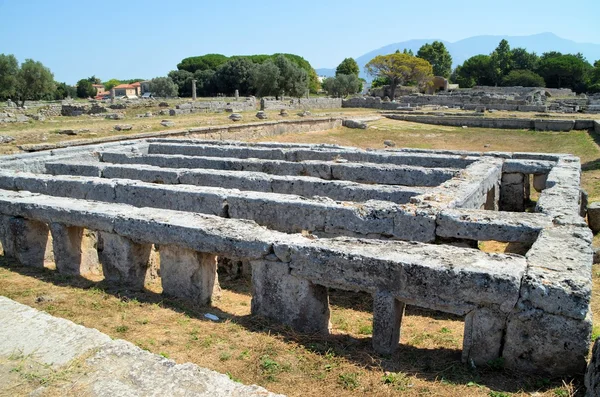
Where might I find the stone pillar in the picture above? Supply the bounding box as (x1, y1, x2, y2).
(50, 223, 100, 276)
(234, 89, 239, 101)
(191, 80, 197, 101)
(585, 337, 600, 397)
(484, 182, 499, 210)
(532, 173, 547, 192)
(500, 172, 526, 212)
(588, 202, 600, 234)
(159, 245, 220, 305)
(0, 216, 49, 268)
(250, 260, 330, 334)
(462, 308, 506, 365)
(97, 232, 153, 289)
(110, 88, 115, 104)
(372, 291, 405, 354)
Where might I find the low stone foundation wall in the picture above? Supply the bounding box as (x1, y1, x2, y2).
(384, 114, 595, 132)
(170, 98, 257, 115)
(261, 97, 342, 111)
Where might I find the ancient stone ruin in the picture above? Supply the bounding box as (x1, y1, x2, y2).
(0, 139, 593, 377)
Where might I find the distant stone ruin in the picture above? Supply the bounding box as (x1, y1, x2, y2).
(349, 85, 597, 113)
(0, 138, 593, 377)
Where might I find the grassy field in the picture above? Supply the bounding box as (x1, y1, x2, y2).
(0, 110, 599, 396)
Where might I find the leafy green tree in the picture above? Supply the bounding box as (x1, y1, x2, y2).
(322, 74, 361, 97)
(193, 69, 217, 96)
(251, 61, 280, 97)
(501, 70, 545, 87)
(0, 54, 19, 100)
(273, 55, 309, 98)
(511, 48, 539, 71)
(490, 39, 513, 84)
(168, 70, 194, 97)
(365, 52, 433, 99)
(416, 41, 452, 78)
(454, 55, 495, 88)
(149, 77, 178, 97)
(537, 54, 592, 90)
(103, 79, 121, 91)
(214, 57, 256, 96)
(76, 79, 97, 98)
(371, 76, 390, 88)
(177, 54, 229, 73)
(335, 58, 359, 77)
(588, 60, 600, 93)
(16, 59, 55, 106)
(54, 82, 77, 99)
(87, 75, 101, 84)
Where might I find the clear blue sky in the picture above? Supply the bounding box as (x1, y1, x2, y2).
(1, 0, 598, 84)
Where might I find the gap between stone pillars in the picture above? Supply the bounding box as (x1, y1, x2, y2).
(250, 260, 330, 334)
(372, 291, 405, 355)
(0, 216, 49, 268)
(462, 307, 506, 366)
(97, 232, 153, 289)
(50, 223, 101, 276)
(159, 245, 220, 305)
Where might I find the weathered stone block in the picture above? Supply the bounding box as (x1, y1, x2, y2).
(98, 232, 153, 289)
(503, 308, 592, 375)
(372, 291, 405, 355)
(532, 173, 547, 192)
(250, 260, 330, 334)
(500, 172, 525, 212)
(588, 202, 600, 234)
(0, 216, 49, 268)
(585, 338, 600, 397)
(462, 308, 506, 365)
(159, 245, 220, 305)
(50, 223, 100, 276)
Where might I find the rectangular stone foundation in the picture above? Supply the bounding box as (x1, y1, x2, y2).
(159, 245, 220, 305)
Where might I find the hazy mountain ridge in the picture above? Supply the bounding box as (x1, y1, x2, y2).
(316, 33, 600, 80)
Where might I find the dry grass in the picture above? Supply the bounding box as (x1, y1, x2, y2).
(0, 105, 373, 155)
(0, 255, 584, 397)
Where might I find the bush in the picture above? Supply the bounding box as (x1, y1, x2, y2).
(502, 69, 545, 87)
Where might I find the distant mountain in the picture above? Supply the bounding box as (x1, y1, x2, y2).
(316, 33, 600, 81)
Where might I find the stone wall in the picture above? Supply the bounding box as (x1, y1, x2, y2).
(171, 98, 257, 115)
(0, 139, 593, 379)
(260, 97, 342, 111)
(384, 114, 594, 131)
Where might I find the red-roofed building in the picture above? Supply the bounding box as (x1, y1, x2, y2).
(114, 83, 139, 98)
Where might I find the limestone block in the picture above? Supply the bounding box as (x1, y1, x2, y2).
(536, 185, 586, 225)
(250, 260, 330, 334)
(97, 232, 153, 289)
(0, 216, 49, 268)
(436, 209, 551, 244)
(588, 202, 600, 234)
(503, 308, 592, 375)
(50, 223, 101, 276)
(484, 183, 499, 210)
(462, 308, 506, 365)
(282, 238, 525, 316)
(585, 338, 600, 397)
(159, 245, 220, 305)
(372, 291, 405, 355)
(500, 172, 525, 212)
(532, 173, 547, 192)
(522, 226, 593, 319)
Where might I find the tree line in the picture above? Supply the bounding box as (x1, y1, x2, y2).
(452, 39, 600, 92)
(167, 53, 316, 98)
